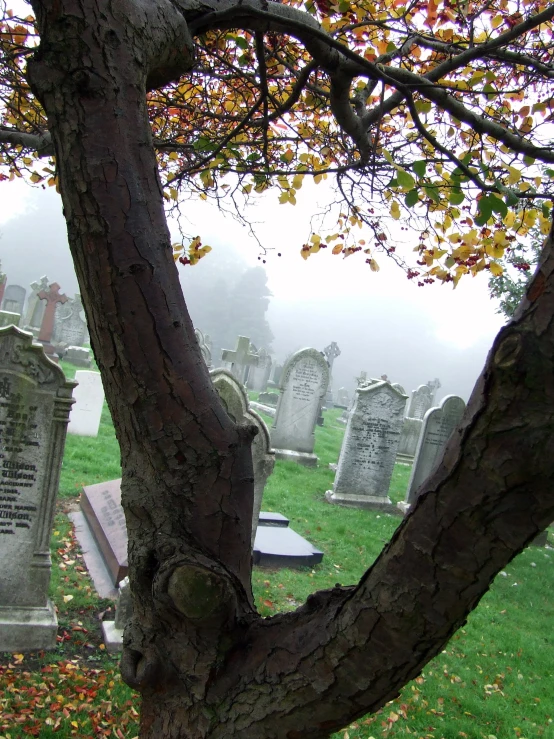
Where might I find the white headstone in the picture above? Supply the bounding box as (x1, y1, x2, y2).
(53, 295, 87, 347)
(408, 384, 433, 420)
(398, 395, 466, 514)
(68, 371, 105, 438)
(210, 369, 275, 546)
(326, 381, 407, 511)
(271, 348, 330, 466)
(0, 326, 75, 651)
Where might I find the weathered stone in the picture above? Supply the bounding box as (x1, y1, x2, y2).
(0, 326, 75, 651)
(0, 311, 21, 328)
(271, 348, 330, 466)
(326, 381, 407, 511)
(398, 395, 466, 514)
(52, 294, 88, 348)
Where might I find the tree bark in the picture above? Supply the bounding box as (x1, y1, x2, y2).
(28, 1, 554, 737)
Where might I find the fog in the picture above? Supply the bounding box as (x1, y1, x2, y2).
(0, 179, 506, 401)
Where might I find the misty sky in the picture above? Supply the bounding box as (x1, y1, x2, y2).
(0, 178, 506, 401)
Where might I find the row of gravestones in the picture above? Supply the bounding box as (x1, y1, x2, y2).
(0, 324, 546, 654)
(0, 274, 91, 366)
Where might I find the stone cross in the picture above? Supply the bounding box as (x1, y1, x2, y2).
(427, 377, 442, 403)
(221, 336, 259, 384)
(24, 276, 50, 334)
(323, 342, 341, 371)
(37, 283, 68, 345)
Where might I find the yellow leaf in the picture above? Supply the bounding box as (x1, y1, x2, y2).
(30, 173, 42, 183)
(300, 248, 309, 261)
(489, 261, 503, 276)
(390, 201, 401, 220)
(292, 174, 304, 189)
(63, 594, 74, 603)
(278, 192, 289, 204)
(369, 259, 380, 272)
(168, 152, 178, 161)
(504, 211, 516, 228)
(332, 244, 343, 255)
(170, 188, 178, 201)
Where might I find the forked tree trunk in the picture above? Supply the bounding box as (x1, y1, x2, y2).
(28, 1, 554, 737)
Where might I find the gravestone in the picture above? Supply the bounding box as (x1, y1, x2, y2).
(336, 387, 349, 407)
(68, 371, 105, 437)
(23, 276, 49, 336)
(326, 381, 407, 511)
(0, 311, 21, 328)
(210, 369, 275, 545)
(2, 285, 26, 316)
(247, 348, 272, 393)
(396, 417, 423, 464)
(398, 395, 466, 514)
(427, 378, 442, 404)
(221, 335, 259, 385)
(268, 362, 283, 388)
(64, 345, 92, 367)
(80, 479, 128, 585)
(52, 294, 87, 348)
(0, 326, 75, 651)
(271, 348, 330, 466)
(37, 282, 68, 358)
(323, 341, 341, 405)
(408, 384, 433, 420)
(195, 328, 212, 368)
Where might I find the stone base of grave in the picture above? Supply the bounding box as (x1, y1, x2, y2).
(0, 601, 57, 652)
(101, 621, 124, 653)
(395, 453, 414, 466)
(397, 500, 411, 515)
(273, 449, 318, 467)
(325, 489, 398, 513)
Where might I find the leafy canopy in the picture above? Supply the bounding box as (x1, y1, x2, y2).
(1, 0, 553, 284)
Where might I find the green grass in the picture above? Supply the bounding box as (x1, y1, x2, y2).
(1, 366, 553, 739)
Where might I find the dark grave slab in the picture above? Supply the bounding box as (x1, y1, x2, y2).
(80, 479, 323, 587)
(258, 512, 289, 527)
(80, 479, 127, 585)
(253, 526, 323, 568)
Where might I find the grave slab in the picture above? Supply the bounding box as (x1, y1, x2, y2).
(253, 526, 323, 568)
(80, 480, 128, 586)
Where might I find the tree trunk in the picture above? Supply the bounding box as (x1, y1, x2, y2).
(28, 1, 554, 737)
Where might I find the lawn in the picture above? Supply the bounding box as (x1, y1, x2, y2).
(1, 370, 553, 739)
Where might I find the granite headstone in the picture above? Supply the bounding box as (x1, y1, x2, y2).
(326, 381, 407, 511)
(271, 348, 330, 466)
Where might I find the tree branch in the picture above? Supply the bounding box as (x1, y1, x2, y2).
(0, 125, 53, 155)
